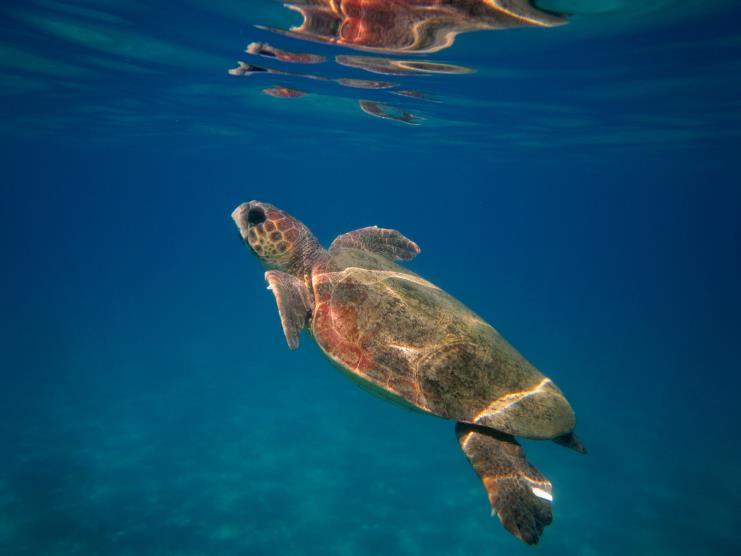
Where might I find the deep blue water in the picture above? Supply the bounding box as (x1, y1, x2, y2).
(2, 1, 741, 555)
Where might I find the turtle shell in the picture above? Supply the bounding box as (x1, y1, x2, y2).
(310, 247, 575, 439)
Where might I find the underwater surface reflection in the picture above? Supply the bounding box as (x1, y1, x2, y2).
(231, 0, 566, 123)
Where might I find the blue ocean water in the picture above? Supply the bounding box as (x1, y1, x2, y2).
(2, 1, 741, 554)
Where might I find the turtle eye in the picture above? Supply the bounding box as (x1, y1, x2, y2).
(247, 207, 266, 225)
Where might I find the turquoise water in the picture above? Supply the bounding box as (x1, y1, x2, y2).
(2, 1, 741, 554)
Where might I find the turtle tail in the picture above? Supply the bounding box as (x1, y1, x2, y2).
(553, 431, 587, 454)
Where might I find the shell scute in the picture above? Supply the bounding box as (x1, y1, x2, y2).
(311, 247, 575, 438)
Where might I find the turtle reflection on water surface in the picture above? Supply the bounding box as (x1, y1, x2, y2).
(262, 0, 566, 54)
(232, 201, 586, 545)
(232, 0, 568, 124)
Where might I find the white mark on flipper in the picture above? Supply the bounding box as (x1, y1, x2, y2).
(531, 487, 553, 502)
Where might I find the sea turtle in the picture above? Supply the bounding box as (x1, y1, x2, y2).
(232, 201, 585, 545)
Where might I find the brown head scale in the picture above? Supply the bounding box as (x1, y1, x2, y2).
(232, 200, 325, 276)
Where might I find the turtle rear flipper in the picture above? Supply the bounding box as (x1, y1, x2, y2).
(329, 226, 420, 261)
(456, 422, 553, 545)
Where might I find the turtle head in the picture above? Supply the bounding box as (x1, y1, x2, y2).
(232, 201, 323, 275)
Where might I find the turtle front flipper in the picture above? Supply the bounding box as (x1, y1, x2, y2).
(329, 226, 420, 261)
(265, 270, 312, 350)
(455, 422, 553, 545)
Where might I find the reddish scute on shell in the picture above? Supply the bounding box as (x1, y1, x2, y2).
(312, 269, 371, 371)
(310, 265, 428, 408)
(314, 304, 366, 369)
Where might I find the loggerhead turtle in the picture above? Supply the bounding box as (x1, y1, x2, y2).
(232, 201, 585, 545)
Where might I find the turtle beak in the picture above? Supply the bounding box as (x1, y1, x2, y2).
(231, 202, 252, 240)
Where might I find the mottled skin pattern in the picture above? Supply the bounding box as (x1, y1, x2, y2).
(234, 202, 327, 277)
(232, 201, 585, 545)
